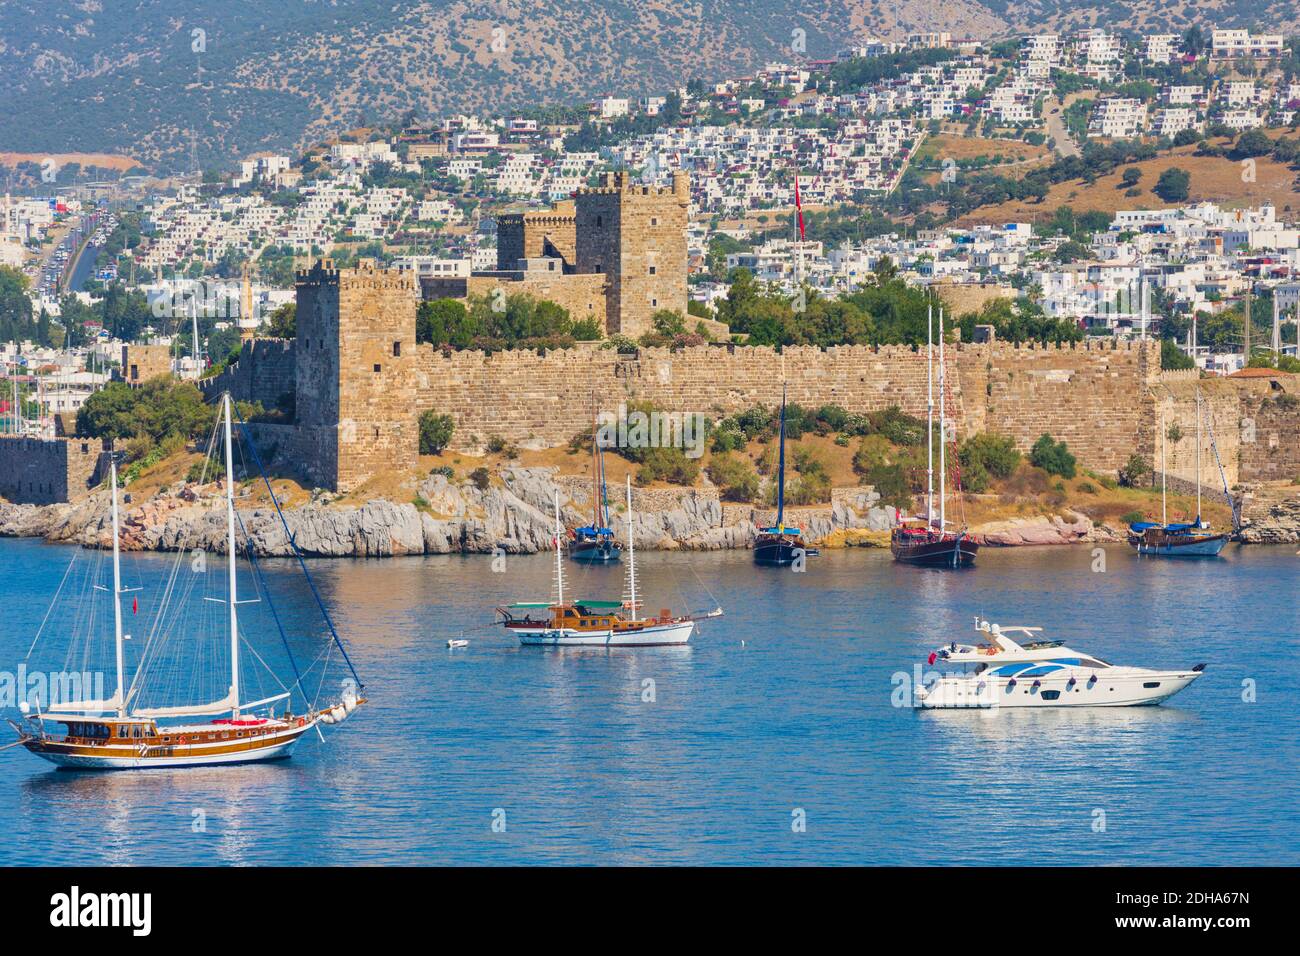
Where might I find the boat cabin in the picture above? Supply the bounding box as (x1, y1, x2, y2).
(44, 717, 159, 744)
(499, 601, 677, 633)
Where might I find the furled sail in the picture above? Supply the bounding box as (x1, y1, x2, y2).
(46, 691, 123, 714)
(131, 689, 238, 719)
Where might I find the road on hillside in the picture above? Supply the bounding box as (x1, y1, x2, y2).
(1043, 96, 1080, 159)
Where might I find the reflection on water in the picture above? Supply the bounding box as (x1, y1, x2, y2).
(1, 539, 1295, 865)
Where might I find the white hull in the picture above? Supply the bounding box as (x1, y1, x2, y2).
(916, 670, 1202, 709)
(515, 619, 695, 647)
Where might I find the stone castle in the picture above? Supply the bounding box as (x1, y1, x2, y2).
(204, 254, 1299, 497)
(2, 166, 1296, 505)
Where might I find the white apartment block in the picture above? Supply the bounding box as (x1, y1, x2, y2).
(328, 141, 398, 166)
(907, 32, 952, 49)
(1088, 98, 1147, 139)
(1212, 30, 1284, 59)
(1144, 34, 1180, 64)
(452, 130, 499, 152)
(1165, 85, 1206, 107)
(593, 96, 630, 119)
(1021, 34, 1062, 67)
(1076, 29, 1121, 64)
(1153, 108, 1201, 138)
(1219, 81, 1262, 108)
(1218, 108, 1263, 131)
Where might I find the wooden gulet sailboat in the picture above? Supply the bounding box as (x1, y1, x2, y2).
(11, 393, 366, 770)
(753, 384, 819, 566)
(569, 408, 621, 563)
(1129, 387, 1230, 557)
(890, 304, 978, 568)
(499, 482, 719, 646)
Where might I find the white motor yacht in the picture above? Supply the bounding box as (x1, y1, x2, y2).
(914, 619, 1206, 709)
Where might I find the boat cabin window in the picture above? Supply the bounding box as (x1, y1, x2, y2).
(118, 725, 130, 738)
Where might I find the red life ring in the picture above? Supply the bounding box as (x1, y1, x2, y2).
(179, 736, 188, 745)
(296, 717, 305, 728)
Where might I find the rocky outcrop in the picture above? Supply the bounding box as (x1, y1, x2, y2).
(0, 468, 896, 558)
(1, 469, 1162, 557)
(1238, 485, 1300, 544)
(970, 513, 1115, 547)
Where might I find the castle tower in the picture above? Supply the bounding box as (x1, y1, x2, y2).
(294, 259, 419, 492)
(496, 200, 578, 270)
(574, 170, 689, 337)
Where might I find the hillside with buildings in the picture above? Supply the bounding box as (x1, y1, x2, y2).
(0, 1, 1291, 171)
(3, 24, 1300, 553)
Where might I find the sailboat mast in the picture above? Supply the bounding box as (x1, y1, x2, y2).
(926, 302, 934, 527)
(776, 384, 787, 530)
(190, 294, 201, 380)
(938, 308, 946, 531)
(625, 476, 637, 622)
(553, 491, 565, 606)
(591, 409, 600, 529)
(1160, 412, 1167, 527)
(109, 455, 126, 716)
(1195, 388, 1202, 524)
(223, 393, 240, 717)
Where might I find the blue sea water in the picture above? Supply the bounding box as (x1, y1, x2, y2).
(0, 536, 1295, 866)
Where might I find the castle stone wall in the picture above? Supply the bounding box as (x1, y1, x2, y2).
(0, 436, 105, 504)
(200, 338, 297, 410)
(1156, 373, 1300, 488)
(959, 339, 1159, 471)
(414, 339, 1157, 471)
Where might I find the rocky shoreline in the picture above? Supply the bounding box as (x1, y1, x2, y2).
(4, 466, 1288, 558)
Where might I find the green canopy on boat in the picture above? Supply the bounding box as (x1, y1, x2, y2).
(575, 600, 624, 609)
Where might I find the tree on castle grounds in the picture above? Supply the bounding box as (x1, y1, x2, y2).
(418, 411, 455, 455)
(266, 302, 296, 338)
(76, 379, 259, 463)
(1030, 434, 1077, 480)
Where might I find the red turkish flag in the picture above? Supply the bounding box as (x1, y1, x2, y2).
(132, 596, 138, 614)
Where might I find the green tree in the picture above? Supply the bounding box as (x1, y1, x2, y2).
(1030, 434, 1077, 479)
(1154, 167, 1191, 203)
(266, 302, 296, 338)
(1160, 337, 1195, 370)
(418, 411, 455, 455)
(0, 266, 35, 343)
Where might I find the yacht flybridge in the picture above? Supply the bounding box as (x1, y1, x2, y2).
(11, 393, 365, 770)
(913, 618, 1205, 709)
(499, 479, 720, 646)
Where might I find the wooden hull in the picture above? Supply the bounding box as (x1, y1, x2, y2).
(891, 531, 978, 568)
(21, 721, 312, 771)
(753, 535, 816, 566)
(569, 538, 621, 563)
(1132, 531, 1229, 557)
